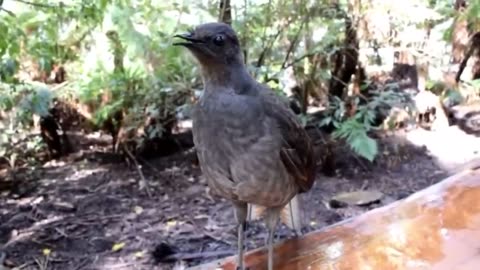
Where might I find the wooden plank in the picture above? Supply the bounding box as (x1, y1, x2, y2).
(189, 164, 480, 270)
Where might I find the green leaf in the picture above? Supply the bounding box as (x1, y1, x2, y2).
(351, 133, 378, 162)
(318, 116, 332, 127)
(471, 79, 480, 89)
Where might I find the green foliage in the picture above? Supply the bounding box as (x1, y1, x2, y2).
(333, 118, 378, 162)
(466, 1, 480, 22)
(69, 2, 200, 137)
(0, 83, 54, 164)
(320, 90, 402, 162)
(0, 0, 471, 166)
(470, 79, 480, 90)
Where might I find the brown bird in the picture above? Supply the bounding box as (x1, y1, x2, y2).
(174, 22, 316, 270)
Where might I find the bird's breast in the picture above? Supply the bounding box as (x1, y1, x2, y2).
(191, 92, 299, 205)
(193, 93, 264, 149)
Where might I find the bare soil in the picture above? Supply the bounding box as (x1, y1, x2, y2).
(0, 129, 448, 270)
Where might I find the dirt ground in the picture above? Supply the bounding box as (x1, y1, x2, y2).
(0, 128, 449, 270)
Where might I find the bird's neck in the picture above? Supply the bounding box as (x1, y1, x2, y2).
(201, 62, 256, 94)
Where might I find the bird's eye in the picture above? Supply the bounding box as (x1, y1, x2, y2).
(213, 35, 225, 46)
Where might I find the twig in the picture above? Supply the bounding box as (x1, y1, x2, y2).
(186, 216, 233, 246)
(263, 50, 323, 84)
(456, 46, 475, 83)
(0, 7, 15, 16)
(95, 262, 135, 269)
(4, 216, 63, 248)
(74, 213, 124, 222)
(12, 0, 58, 8)
(280, 18, 308, 69)
(255, 0, 274, 68)
(163, 250, 235, 261)
(33, 255, 49, 270)
(259, 24, 288, 66)
(122, 145, 152, 198)
(286, 51, 321, 68)
(54, 227, 68, 238)
(242, 0, 248, 64)
(137, 156, 162, 175)
(72, 258, 90, 270)
(202, 230, 232, 246)
(0, 251, 5, 266)
(50, 81, 70, 92)
(12, 261, 35, 270)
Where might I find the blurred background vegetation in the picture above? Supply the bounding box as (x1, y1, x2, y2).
(1, 0, 480, 169)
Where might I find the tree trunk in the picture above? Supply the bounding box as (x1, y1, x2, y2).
(457, 32, 480, 82)
(391, 50, 419, 90)
(218, 0, 232, 25)
(39, 104, 72, 159)
(452, 0, 469, 64)
(328, 4, 359, 99)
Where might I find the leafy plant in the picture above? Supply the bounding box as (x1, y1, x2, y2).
(0, 83, 54, 165)
(319, 90, 403, 162)
(0, 0, 468, 166)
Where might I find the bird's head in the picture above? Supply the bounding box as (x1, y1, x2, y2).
(173, 22, 243, 67)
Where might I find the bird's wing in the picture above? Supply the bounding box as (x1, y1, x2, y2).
(260, 87, 316, 192)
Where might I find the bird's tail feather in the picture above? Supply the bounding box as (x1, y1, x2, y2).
(247, 194, 304, 235)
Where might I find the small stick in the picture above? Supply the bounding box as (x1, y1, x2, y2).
(163, 250, 235, 262)
(123, 145, 152, 198)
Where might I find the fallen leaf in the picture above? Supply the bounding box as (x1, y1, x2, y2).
(112, 242, 125, 252)
(42, 248, 51, 256)
(330, 190, 384, 208)
(134, 250, 145, 258)
(173, 223, 195, 235)
(166, 220, 178, 227)
(134, 206, 143, 215)
(52, 201, 76, 213)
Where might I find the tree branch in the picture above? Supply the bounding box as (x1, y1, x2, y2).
(456, 32, 480, 83)
(255, 0, 273, 67)
(1, 7, 15, 16)
(12, 0, 57, 9)
(263, 50, 323, 83)
(280, 19, 307, 69)
(255, 23, 288, 68)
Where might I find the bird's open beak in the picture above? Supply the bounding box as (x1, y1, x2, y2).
(173, 33, 204, 47)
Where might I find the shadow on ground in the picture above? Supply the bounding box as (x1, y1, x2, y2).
(457, 111, 480, 137)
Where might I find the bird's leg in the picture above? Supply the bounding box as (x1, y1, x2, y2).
(234, 202, 248, 270)
(237, 221, 246, 270)
(267, 224, 276, 270)
(264, 208, 281, 270)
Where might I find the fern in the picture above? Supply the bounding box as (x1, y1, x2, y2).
(332, 118, 378, 162)
(320, 90, 401, 162)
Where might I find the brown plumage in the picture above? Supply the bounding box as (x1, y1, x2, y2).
(174, 22, 316, 270)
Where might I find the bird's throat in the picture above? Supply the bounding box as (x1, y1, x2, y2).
(200, 62, 255, 94)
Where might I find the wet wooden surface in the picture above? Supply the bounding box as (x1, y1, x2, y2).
(190, 163, 480, 270)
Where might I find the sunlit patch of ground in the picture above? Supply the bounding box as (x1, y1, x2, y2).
(403, 126, 480, 172)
